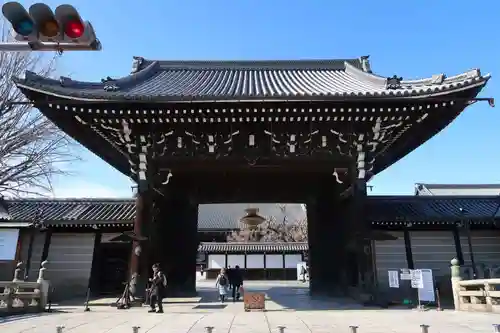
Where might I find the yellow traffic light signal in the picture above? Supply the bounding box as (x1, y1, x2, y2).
(29, 3, 60, 41)
(1, 2, 100, 51)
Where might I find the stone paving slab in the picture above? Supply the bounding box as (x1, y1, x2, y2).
(2, 303, 499, 333)
(1, 281, 499, 333)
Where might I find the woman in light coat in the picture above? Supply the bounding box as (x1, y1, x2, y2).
(215, 268, 229, 302)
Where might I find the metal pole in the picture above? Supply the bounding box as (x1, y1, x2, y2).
(24, 228, 35, 280)
(420, 324, 430, 333)
(0, 41, 102, 52)
(84, 287, 91, 312)
(435, 287, 442, 311)
(465, 220, 478, 279)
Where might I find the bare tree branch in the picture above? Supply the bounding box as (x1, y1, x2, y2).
(0, 22, 79, 197)
(227, 204, 308, 242)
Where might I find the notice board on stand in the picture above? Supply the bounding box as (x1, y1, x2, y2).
(244, 292, 266, 312)
(417, 269, 435, 303)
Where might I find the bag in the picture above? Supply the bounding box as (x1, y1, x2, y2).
(159, 272, 167, 287)
(219, 276, 227, 286)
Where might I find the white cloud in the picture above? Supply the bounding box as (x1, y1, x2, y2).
(51, 181, 133, 199)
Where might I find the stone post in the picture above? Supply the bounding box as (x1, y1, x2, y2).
(36, 260, 50, 309)
(12, 262, 23, 282)
(450, 258, 462, 311)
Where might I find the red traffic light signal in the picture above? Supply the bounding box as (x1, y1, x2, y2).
(1, 2, 100, 51)
(55, 5, 86, 40)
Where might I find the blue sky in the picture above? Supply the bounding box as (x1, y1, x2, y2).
(16, 0, 500, 198)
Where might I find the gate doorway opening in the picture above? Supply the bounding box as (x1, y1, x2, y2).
(199, 203, 308, 280)
(95, 242, 131, 296)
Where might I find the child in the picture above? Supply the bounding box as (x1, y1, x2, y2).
(215, 268, 229, 303)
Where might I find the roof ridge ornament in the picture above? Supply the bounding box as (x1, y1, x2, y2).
(59, 76, 73, 87)
(386, 75, 403, 90)
(101, 76, 120, 92)
(131, 56, 145, 74)
(359, 55, 372, 73)
(430, 74, 445, 85)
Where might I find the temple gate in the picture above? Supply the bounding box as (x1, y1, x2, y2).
(13, 56, 490, 296)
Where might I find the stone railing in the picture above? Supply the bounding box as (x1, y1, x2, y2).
(451, 258, 500, 313)
(0, 261, 50, 316)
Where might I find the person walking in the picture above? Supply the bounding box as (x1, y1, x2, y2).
(300, 265, 307, 283)
(215, 268, 229, 303)
(148, 263, 166, 313)
(231, 265, 243, 302)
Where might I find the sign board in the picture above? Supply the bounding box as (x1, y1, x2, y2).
(388, 270, 399, 288)
(417, 269, 435, 302)
(410, 269, 424, 289)
(0, 229, 19, 261)
(243, 292, 265, 312)
(400, 268, 411, 280)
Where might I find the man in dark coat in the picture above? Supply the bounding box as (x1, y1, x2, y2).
(148, 263, 166, 313)
(231, 265, 243, 302)
(226, 266, 234, 286)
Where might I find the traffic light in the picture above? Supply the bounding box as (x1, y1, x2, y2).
(1, 2, 99, 50)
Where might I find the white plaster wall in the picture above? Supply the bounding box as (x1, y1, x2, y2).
(246, 254, 264, 268)
(284, 254, 302, 268)
(227, 254, 245, 268)
(265, 254, 283, 268)
(208, 254, 226, 269)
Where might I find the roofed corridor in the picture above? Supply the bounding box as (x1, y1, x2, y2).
(1, 281, 498, 333)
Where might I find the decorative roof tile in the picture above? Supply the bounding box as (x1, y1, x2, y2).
(14, 57, 490, 102)
(198, 242, 308, 253)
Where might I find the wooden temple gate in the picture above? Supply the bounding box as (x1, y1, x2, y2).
(12, 56, 490, 296)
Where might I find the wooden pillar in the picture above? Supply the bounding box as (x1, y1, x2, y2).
(282, 252, 286, 280)
(307, 176, 349, 295)
(350, 177, 374, 289)
(156, 184, 198, 297)
(129, 189, 152, 298)
(40, 229, 52, 263)
(88, 231, 102, 295)
(263, 252, 267, 280)
(403, 228, 414, 269)
(452, 225, 464, 265)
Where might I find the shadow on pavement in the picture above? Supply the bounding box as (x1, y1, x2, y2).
(0, 313, 52, 324)
(239, 283, 438, 311)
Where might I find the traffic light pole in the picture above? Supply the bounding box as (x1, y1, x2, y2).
(0, 40, 101, 52)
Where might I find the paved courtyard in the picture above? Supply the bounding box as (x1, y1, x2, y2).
(1, 281, 498, 333)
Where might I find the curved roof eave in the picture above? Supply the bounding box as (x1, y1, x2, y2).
(13, 76, 490, 104)
(12, 57, 491, 104)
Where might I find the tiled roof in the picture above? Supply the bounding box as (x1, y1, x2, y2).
(198, 242, 308, 253)
(0, 198, 135, 227)
(368, 196, 500, 223)
(14, 57, 489, 102)
(1, 196, 498, 229)
(415, 183, 500, 196)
